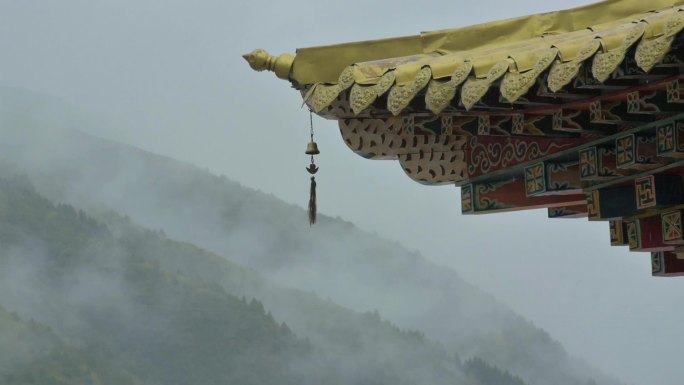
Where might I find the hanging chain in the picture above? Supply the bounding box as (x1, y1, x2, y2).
(309, 110, 315, 164)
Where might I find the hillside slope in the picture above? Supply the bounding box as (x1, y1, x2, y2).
(0, 304, 140, 385)
(0, 87, 624, 385)
(0, 176, 496, 385)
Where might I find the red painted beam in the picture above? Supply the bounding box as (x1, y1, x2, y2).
(652, 251, 684, 277)
(461, 177, 586, 215)
(626, 216, 674, 252)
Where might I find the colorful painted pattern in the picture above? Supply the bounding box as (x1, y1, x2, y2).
(651, 252, 664, 274)
(626, 91, 640, 113)
(610, 220, 625, 245)
(586, 190, 600, 220)
(551, 111, 563, 131)
(635, 175, 656, 209)
(666, 79, 681, 103)
(662, 210, 683, 242)
(473, 179, 516, 212)
(401, 115, 415, 135)
(626, 221, 640, 250)
(616, 134, 635, 168)
(548, 205, 587, 218)
(477, 116, 490, 135)
(657, 122, 675, 155)
(579, 147, 597, 179)
(511, 114, 524, 134)
(524, 163, 545, 196)
(589, 100, 603, 122)
(626, 90, 660, 114)
(461, 184, 473, 213)
(467, 136, 579, 177)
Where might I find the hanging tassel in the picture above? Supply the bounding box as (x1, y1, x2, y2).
(308, 176, 317, 225)
(305, 110, 320, 226)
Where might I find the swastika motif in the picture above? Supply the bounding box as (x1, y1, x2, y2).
(586, 190, 600, 219)
(635, 175, 656, 209)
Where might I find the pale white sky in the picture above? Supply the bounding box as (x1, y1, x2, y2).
(1, 1, 682, 385)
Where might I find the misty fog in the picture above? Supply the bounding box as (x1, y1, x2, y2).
(0, 1, 683, 385)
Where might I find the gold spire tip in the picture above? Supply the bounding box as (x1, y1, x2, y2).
(243, 49, 295, 80)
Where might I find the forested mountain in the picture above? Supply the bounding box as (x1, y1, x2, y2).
(0, 176, 486, 385)
(0, 304, 140, 385)
(0, 87, 624, 385)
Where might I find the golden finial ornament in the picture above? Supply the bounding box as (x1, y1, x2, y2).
(242, 49, 295, 80)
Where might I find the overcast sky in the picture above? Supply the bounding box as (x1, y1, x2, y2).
(1, 1, 683, 385)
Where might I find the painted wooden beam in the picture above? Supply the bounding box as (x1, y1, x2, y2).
(524, 161, 582, 197)
(574, 65, 636, 90)
(609, 219, 628, 246)
(550, 108, 616, 135)
(511, 112, 556, 136)
(460, 178, 586, 215)
(586, 186, 638, 221)
(535, 78, 599, 101)
(616, 56, 675, 80)
(625, 89, 682, 115)
(615, 133, 662, 170)
(579, 146, 630, 181)
(656, 119, 684, 159)
(590, 100, 655, 126)
(633, 174, 684, 211)
(548, 204, 588, 219)
(661, 209, 684, 245)
(466, 136, 589, 178)
(652, 251, 684, 277)
(625, 216, 672, 252)
(665, 78, 684, 104)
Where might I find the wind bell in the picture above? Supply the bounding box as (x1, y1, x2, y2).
(305, 111, 320, 225)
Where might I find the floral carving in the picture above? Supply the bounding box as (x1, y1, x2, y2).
(592, 23, 645, 83)
(664, 11, 684, 37)
(337, 66, 356, 90)
(460, 60, 510, 110)
(425, 61, 473, 114)
(547, 40, 598, 91)
(635, 35, 675, 73)
(500, 49, 557, 103)
(310, 84, 343, 112)
(592, 50, 625, 83)
(387, 67, 432, 115)
(349, 71, 396, 115)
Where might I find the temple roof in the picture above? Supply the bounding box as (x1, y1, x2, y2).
(245, 0, 684, 275)
(245, 0, 684, 116)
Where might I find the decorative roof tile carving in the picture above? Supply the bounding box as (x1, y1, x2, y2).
(246, 0, 684, 118)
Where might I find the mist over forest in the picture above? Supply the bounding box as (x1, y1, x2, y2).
(0, 87, 632, 385)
